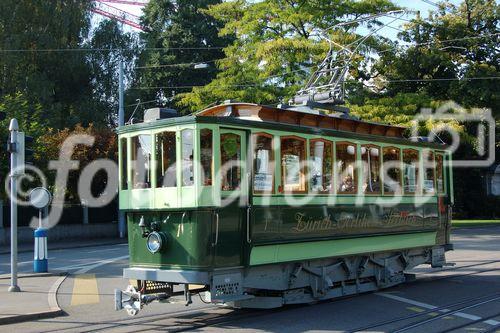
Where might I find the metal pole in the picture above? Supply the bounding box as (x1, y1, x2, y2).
(9, 119, 20, 292)
(118, 60, 126, 238)
(0, 200, 3, 230)
(119, 60, 124, 127)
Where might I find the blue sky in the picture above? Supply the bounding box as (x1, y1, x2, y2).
(105, 0, 464, 40)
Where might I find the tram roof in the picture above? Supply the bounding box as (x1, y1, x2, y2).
(197, 102, 406, 138)
(117, 102, 447, 150)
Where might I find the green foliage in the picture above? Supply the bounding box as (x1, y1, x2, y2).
(178, 0, 399, 112)
(0, 93, 46, 199)
(131, 0, 231, 114)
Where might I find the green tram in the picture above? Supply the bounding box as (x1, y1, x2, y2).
(115, 102, 453, 315)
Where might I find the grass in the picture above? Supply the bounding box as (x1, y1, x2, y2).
(452, 219, 500, 228)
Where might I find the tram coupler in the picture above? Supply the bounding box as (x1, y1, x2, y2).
(115, 285, 170, 316)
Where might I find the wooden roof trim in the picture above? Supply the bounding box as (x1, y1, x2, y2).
(197, 102, 405, 138)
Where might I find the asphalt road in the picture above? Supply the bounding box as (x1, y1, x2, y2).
(2, 226, 500, 333)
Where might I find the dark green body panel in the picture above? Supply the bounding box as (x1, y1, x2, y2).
(127, 202, 446, 270)
(251, 203, 441, 244)
(128, 210, 214, 269)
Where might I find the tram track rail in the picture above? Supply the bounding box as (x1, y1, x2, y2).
(38, 259, 500, 333)
(438, 311, 500, 333)
(349, 293, 500, 332)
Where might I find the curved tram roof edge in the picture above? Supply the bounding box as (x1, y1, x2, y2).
(117, 102, 448, 150)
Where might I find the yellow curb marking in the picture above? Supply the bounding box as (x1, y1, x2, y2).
(71, 274, 99, 306)
(407, 306, 425, 313)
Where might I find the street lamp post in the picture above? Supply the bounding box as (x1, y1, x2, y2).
(8, 118, 20, 292)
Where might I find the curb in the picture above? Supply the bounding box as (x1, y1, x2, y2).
(0, 272, 66, 280)
(0, 239, 127, 255)
(0, 273, 68, 325)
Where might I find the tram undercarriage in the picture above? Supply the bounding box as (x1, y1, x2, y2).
(115, 245, 450, 315)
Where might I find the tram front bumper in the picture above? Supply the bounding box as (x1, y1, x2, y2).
(123, 267, 210, 284)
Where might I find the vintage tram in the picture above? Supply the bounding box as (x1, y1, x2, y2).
(115, 102, 453, 315)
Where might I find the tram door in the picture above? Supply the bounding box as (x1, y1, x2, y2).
(214, 129, 247, 267)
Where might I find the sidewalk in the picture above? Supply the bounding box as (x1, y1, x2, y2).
(0, 237, 127, 255)
(0, 272, 67, 325)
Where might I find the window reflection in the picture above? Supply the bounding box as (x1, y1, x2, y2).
(181, 129, 194, 186)
(383, 147, 402, 194)
(281, 137, 307, 192)
(362, 145, 381, 194)
(423, 150, 435, 194)
(200, 129, 213, 186)
(120, 137, 127, 190)
(155, 131, 176, 188)
(131, 134, 151, 189)
(221, 133, 241, 191)
(336, 143, 357, 193)
(310, 139, 333, 192)
(253, 133, 274, 193)
(403, 149, 419, 194)
(436, 154, 445, 194)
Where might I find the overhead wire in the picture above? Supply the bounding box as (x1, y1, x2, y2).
(129, 76, 500, 90)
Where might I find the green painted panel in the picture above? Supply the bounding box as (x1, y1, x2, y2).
(128, 210, 213, 269)
(130, 189, 153, 209)
(249, 231, 437, 265)
(252, 195, 438, 206)
(154, 187, 178, 208)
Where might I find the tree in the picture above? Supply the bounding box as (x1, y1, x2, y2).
(178, 0, 399, 111)
(0, 1, 94, 129)
(130, 0, 231, 114)
(37, 124, 117, 203)
(85, 19, 138, 126)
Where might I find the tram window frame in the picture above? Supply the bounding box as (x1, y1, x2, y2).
(423, 149, 436, 195)
(280, 135, 307, 193)
(252, 132, 275, 194)
(309, 138, 333, 193)
(120, 137, 128, 190)
(155, 130, 177, 188)
(361, 144, 382, 195)
(436, 153, 445, 195)
(220, 132, 242, 191)
(131, 134, 152, 189)
(181, 129, 195, 187)
(382, 146, 403, 195)
(403, 148, 420, 195)
(199, 128, 214, 187)
(336, 141, 358, 194)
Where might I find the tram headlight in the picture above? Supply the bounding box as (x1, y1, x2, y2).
(146, 232, 166, 253)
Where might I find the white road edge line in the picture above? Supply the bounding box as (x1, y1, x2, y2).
(376, 293, 500, 326)
(74, 255, 129, 274)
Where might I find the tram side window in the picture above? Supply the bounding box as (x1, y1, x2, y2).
(155, 131, 176, 188)
(131, 135, 152, 189)
(221, 133, 241, 191)
(423, 150, 436, 194)
(403, 149, 419, 194)
(383, 147, 402, 194)
(253, 133, 274, 193)
(310, 139, 333, 192)
(361, 145, 381, 194)
(436, 154, 445, 194)
(281, 136, 307, 192)
(120, 137, 127, 190)
(181, 129, 194, 186)
(336, 142, 357, 194)
(200, 129, 213, 186)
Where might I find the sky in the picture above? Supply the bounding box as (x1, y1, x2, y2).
(97, 0, 464, 40)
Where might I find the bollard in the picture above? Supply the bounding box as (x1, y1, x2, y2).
(34, 228, 48, 273)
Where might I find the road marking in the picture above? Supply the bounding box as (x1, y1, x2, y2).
(377, 293, 500, 326)
(71, 274, 99, 306)
(407, 306, 425, 313)
(74, 255, 129, 274)
(54, 255, 129, 273)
